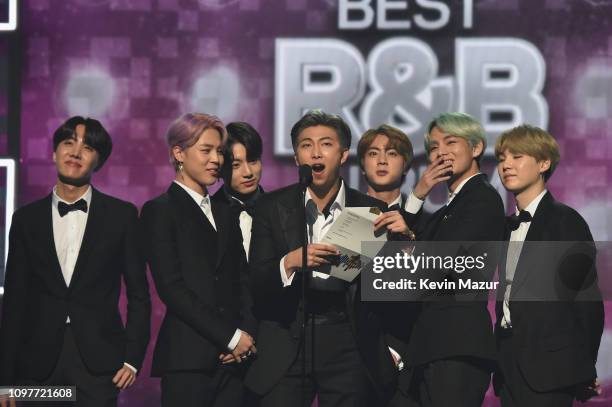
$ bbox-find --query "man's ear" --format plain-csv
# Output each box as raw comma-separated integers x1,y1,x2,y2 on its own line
472,141,484,158
172,145,184,163
53,151,57,163
294,154,300,167
340,148,349,166
539,159,551,174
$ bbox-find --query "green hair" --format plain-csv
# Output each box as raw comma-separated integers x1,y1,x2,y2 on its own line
424,112,486,164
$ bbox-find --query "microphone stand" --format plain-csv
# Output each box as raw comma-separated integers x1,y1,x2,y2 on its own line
297,165,312,407
300,183,308,407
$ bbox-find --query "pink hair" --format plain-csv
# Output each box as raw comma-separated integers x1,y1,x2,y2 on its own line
166,112,227,171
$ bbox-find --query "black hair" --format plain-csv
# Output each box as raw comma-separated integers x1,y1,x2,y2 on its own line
290,109,351,150
52,116,113,171
221,122,263,182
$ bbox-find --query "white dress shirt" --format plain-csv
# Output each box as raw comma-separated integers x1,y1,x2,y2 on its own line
279,181,346,287
173,181,241,351
405,172,482,214
389,194,402,208
228,196,253,260
52,186,137,374
501,189,547,329
52,186,92,290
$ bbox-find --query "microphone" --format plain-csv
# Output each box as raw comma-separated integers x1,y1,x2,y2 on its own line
298,164,313,187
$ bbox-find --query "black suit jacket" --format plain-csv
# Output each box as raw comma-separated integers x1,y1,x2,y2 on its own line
140,183,256,376
0,188,151,385
244,183,397,397
400,173,506,366
493,191,604,393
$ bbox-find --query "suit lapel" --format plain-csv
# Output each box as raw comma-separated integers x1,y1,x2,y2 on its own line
508,192,553,297
68,188,107,290
38,195,68,290
425,205,449,240
169,183,217,235
279,191,305,250
212,198,229,269
523,192,553,242
425,174,485,239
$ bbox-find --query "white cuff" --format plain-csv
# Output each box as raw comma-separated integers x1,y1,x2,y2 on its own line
123,362,138,374
388,347,404,371
280,255,296,287
405,191,424,214
227,329,242,352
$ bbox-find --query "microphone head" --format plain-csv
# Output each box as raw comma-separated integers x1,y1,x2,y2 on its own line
298,164,313,186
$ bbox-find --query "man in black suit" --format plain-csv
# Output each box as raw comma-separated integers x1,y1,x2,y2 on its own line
494,124,604,406
399,112,506,406
245,110,403,407
140,113,257,407
212,121,265,260
0,116,151,406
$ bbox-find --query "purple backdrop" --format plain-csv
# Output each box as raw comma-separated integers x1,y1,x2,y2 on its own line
8,0,612,405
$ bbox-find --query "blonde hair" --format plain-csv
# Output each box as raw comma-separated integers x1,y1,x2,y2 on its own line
495,124,560,181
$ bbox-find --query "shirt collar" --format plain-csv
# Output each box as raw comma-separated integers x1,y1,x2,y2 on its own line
515,189,547,218
52,185,93,209
174,180,210,207
447,172,481,205
389,193,402,208
305,179,346,216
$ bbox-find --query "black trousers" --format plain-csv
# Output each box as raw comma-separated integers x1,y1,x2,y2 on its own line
410,357,491,407
497,332,574,407
161,365,247,407
19,325,119,407
260,322,375,407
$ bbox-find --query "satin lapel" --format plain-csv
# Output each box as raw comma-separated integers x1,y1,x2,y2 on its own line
68,189,106,290
38,195,68,290
523,192,553,242
169,183,217,235
279,186,305,250
430,174,486,238
508,192,553,297
212,198,229,269
424,205,449,240
498,223,512,285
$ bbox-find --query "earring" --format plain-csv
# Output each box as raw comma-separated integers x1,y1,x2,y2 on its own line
178,161,183,172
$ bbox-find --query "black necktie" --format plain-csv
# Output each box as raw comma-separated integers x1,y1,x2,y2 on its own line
507,210,532,231
58,199,88,217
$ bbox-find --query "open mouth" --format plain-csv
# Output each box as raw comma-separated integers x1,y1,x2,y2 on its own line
376,170,388,176
312,163,325,174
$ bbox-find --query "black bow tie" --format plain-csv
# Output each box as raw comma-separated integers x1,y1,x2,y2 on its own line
228,197,256,217
387,204,401,212
58,199,88,217
507,210,532,231
239,203,255,217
